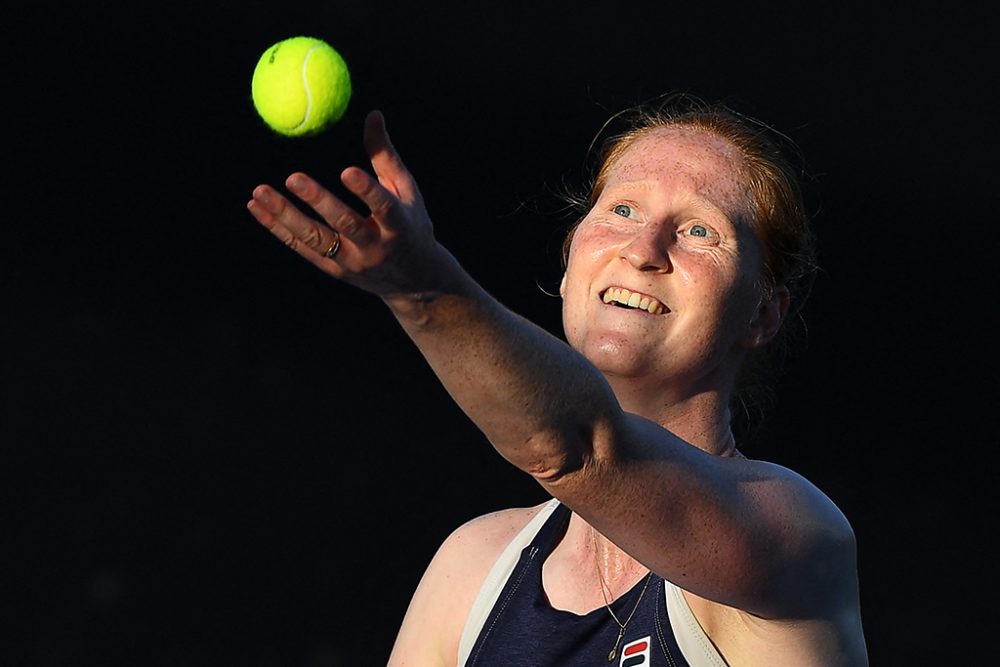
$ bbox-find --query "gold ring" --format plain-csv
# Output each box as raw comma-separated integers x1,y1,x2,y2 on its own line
322,233,341,259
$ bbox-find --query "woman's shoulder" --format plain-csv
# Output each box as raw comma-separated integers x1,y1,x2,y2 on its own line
415,500,553,605
436,500,553,568
387,501,553,665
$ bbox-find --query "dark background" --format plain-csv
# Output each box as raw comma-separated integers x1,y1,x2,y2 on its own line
3,2,994,665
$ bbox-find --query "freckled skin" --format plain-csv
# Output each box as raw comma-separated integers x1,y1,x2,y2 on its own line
562,128,764,407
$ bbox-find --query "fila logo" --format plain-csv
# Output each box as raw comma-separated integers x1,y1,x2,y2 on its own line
619,636,651,667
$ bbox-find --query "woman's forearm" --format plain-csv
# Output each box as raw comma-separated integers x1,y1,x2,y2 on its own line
382,250,619,479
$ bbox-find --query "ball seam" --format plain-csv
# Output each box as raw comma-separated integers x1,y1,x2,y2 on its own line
295,43,321,132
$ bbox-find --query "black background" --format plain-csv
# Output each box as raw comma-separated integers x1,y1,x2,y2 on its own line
3,2,995,665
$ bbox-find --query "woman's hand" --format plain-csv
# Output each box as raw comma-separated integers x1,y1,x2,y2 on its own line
247,110,451,299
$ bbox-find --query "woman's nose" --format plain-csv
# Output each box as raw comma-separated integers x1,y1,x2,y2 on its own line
621,223,672,272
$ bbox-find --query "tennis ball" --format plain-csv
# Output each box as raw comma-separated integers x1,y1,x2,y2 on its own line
251,36,351,137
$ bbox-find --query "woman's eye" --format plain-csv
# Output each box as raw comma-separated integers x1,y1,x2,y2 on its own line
687,224,709,238
612,204,633,218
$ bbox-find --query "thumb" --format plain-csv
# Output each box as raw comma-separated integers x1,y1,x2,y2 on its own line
364,110,420,203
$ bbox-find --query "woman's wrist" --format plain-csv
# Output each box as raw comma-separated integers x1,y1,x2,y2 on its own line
379,248,482,329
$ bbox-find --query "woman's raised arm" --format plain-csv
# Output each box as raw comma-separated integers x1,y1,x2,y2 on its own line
246,112,857,622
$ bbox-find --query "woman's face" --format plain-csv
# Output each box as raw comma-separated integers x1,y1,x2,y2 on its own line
562,127,772,397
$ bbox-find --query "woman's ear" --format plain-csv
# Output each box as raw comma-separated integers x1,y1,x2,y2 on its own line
746,285,789,348
559,274,567,298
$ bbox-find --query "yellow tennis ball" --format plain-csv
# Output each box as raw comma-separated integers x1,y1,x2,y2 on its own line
251,36,351,137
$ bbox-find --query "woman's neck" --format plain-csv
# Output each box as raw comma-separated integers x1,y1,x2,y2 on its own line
608,376,737,456
543,510,651,611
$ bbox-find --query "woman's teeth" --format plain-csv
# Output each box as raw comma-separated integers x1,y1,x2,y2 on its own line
602,288,664,314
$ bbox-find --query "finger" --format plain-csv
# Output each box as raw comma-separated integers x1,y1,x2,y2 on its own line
250,201,346,277
247,185,343,263
363,110,420,203
340,166,401,230
285,172,380,246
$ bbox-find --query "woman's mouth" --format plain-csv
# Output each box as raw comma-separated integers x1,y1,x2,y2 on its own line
601,287,666,314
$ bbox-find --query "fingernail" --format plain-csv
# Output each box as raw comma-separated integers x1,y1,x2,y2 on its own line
288,175,305,192
256,189,271,204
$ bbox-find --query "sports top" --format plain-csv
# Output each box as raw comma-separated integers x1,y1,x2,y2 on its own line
457,499,729,666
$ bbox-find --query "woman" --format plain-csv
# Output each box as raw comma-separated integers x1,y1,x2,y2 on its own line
247,102,868,666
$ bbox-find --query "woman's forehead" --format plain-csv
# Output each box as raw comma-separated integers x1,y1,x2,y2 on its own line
603,127,749,216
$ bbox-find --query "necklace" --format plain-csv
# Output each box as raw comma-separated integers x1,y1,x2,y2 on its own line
592,530,654,661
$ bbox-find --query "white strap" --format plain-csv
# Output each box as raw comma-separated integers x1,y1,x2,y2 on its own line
456,499,561,666
664,580,729,667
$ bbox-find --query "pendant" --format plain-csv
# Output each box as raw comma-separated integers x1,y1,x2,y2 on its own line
609,627,625,661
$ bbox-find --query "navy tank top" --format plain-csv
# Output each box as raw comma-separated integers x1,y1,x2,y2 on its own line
463,503,692,667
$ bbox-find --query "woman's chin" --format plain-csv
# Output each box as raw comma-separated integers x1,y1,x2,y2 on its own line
580,337,664,380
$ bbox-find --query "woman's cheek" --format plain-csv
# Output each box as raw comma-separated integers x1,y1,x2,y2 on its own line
576,224,629,261
674,244,741,286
